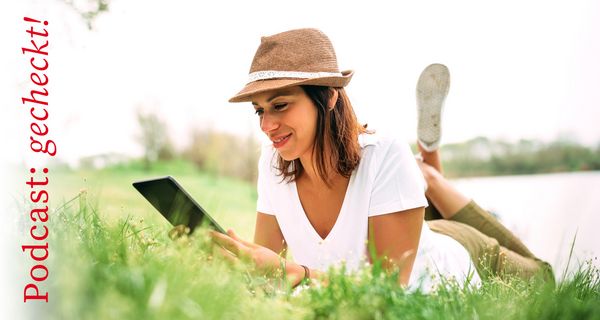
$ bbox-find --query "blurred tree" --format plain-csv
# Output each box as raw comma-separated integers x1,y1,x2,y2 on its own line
135,109,175,171
183,128,260,183
60,0,110,29
441,136,600,177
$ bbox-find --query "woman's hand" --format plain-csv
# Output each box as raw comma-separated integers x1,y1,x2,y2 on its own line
209,229,285,276
210,229,323,287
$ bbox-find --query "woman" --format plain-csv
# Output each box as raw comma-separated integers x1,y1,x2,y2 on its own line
210,28,554,290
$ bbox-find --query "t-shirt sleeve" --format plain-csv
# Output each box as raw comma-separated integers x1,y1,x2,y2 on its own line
368,138,428,217
256,146,276,215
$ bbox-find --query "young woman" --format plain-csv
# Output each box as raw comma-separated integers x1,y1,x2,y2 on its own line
210,28,554,290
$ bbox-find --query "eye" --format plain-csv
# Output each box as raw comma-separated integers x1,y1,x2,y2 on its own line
274,103,288,111
254,108,264,116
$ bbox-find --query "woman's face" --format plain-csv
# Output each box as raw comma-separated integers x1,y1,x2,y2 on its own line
251,86,318,161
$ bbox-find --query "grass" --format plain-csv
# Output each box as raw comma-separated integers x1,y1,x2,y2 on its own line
22,163,600,319
45,159,258,239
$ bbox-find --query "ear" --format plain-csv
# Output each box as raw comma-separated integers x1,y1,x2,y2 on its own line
328,88,339,111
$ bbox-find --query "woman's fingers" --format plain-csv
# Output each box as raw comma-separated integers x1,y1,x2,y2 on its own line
209,230,246,256
210,230,285,276
227,229,256,248
215,245,240,266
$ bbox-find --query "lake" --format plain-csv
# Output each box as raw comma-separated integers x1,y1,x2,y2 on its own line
451,171,600,279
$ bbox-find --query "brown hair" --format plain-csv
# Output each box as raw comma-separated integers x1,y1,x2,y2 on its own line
275,85,371,187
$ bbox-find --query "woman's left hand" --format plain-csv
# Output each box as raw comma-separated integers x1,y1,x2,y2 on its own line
209,229,284,276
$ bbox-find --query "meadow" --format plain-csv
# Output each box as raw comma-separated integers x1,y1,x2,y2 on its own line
39,161,600,319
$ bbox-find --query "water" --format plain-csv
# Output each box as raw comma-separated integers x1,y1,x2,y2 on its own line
452,171,600,279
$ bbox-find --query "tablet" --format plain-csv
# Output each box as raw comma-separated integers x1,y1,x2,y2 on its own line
132,176,226,234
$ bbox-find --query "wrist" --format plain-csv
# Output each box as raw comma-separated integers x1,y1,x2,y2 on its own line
285,261,307,287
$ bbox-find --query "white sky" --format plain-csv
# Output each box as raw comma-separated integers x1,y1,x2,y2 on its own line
1,0,600,167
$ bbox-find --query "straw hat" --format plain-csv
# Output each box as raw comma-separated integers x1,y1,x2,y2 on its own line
229,28,353,103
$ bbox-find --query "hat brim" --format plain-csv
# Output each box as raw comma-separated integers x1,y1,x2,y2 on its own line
228,70,353,103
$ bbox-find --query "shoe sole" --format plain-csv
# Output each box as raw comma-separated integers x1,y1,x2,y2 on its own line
416,63,450,152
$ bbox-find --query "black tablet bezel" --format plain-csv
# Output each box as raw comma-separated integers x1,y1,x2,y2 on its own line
132,176,226,234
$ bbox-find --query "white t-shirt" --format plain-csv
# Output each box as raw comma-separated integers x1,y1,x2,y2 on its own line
256,133,480,289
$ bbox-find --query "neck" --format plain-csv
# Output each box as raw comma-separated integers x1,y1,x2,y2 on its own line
298,142,337,188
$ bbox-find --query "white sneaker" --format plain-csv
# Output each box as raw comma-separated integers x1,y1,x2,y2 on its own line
416,63,450,152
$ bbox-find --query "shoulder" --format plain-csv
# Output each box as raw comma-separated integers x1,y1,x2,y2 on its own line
358,133,414,166
360,133,427,216
359,132,410,152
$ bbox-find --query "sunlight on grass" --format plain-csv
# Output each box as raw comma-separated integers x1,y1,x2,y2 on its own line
24,163,599,319
47,161,257,240
40,190,600,319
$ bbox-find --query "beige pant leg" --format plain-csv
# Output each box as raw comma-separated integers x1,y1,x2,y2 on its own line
427,218,554,283
450,200,535,259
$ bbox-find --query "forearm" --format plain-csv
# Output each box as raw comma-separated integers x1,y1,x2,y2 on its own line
284,260,324,287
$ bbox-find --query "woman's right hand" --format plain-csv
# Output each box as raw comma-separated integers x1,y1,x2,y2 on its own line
209,229,311,286
209,229,285,275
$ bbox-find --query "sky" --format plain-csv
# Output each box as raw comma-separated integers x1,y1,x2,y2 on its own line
1,0,600,167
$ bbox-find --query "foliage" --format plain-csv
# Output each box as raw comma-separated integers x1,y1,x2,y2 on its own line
421,137,600,178
182,128,260,184
134,109,176,171
131,109,260,183
44,192,600,320
60,0,110,29
47,192,303,319
47,158,258,240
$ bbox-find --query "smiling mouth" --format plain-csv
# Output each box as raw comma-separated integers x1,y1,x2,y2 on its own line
272,133,292,148
273,134,291,143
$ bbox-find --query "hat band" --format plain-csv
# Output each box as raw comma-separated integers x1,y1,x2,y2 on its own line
247,70,343,83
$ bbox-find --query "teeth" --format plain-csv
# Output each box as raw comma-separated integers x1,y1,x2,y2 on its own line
274,135,289,143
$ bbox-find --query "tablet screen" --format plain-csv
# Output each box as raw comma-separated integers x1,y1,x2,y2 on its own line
132,176,225,234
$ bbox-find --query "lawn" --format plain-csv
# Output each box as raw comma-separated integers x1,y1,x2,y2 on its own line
24,162,600,319
46,159,258,240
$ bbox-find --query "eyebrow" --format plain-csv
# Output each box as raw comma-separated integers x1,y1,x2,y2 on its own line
251,89,295,106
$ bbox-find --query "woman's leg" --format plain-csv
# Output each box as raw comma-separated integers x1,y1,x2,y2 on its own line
415,63,451,220
418,152,470,220
418,141,443,174
414,63,553,282
420,160,554,282
419,159,533,258
427,219,555,283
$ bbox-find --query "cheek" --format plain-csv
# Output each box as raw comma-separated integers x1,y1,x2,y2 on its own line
293,112,313,133
305,109,319,138
288,101,319,142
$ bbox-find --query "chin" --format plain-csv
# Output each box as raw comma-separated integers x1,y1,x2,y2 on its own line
276,150,299,162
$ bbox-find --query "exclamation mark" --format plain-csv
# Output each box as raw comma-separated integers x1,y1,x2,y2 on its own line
24,17,48,25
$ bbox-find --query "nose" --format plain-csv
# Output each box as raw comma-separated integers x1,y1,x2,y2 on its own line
260,112,279,133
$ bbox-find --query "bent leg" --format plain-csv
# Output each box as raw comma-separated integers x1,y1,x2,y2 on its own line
423,163,537,259
418,159,554,281
450,200,535,259
418,141,443,174
418,148,450,221
418,159,470,220
428,219,555,283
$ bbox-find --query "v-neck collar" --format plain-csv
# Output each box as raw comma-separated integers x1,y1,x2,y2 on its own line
291,172,356,243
